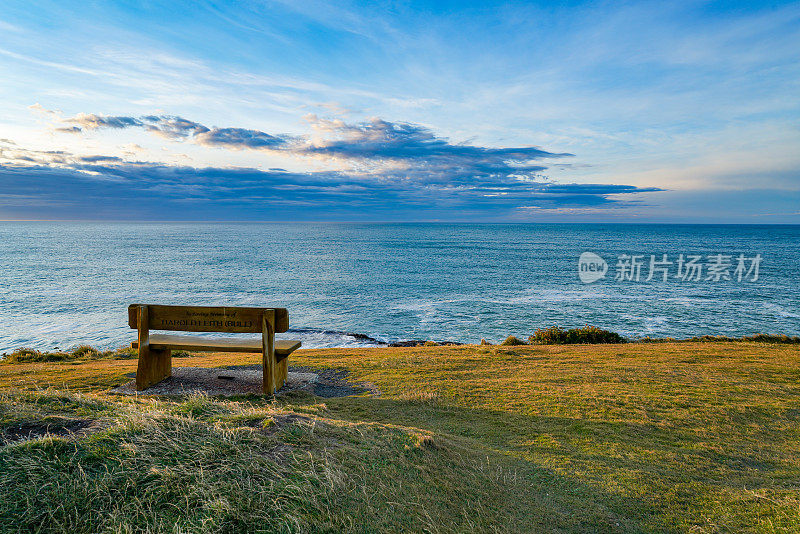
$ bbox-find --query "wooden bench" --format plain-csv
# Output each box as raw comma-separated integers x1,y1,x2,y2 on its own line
129,304,301,394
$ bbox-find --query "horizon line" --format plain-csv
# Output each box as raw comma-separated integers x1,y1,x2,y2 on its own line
2,219,800,226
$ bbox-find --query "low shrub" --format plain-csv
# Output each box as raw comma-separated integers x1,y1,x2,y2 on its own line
500,336,526,346
528,326,626,345
527,326,564,345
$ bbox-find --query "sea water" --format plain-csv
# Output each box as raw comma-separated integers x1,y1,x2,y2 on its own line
0,222,798,352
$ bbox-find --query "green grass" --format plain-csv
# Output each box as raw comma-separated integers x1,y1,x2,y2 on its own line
1,342,800,532
0,390,578,533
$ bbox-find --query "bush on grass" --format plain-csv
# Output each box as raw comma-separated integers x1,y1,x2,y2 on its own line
528,325,626,345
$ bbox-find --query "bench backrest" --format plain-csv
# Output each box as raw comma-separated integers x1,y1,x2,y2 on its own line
127,304,289,333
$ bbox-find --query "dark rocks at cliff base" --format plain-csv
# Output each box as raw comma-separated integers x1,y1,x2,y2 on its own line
388,340,465,347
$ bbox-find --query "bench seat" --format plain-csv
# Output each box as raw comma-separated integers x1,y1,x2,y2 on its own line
133,334,301,360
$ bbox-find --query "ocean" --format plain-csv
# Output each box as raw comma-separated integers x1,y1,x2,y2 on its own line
0,222,798,352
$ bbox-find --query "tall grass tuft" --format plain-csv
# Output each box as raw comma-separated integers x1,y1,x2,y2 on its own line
500,336,527,346
639,333,800,343
3,346,137,363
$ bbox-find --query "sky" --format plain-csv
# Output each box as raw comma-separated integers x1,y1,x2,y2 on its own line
1,0,799,222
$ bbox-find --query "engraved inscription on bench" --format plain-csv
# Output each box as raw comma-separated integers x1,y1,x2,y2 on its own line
159,319,255,329
128,305,290,333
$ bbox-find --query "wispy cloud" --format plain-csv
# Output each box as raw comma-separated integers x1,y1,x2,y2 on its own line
64,113,144,130
61,112,295,146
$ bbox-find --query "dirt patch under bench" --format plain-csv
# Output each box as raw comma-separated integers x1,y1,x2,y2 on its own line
109,365,377,397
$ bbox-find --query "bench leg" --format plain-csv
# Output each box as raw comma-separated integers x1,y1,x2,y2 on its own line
262,352,276,395
262,313,276,395
277,357,288,389
136,348,172,391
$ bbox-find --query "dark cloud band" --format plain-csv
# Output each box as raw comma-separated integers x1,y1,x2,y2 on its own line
0,157,661,221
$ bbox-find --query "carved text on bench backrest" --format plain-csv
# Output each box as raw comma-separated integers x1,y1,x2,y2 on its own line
128,305,289,333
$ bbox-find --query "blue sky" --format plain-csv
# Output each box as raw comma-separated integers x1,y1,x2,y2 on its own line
1,0,798,222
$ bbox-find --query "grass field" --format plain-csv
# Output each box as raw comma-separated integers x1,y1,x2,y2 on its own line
1,342,799,533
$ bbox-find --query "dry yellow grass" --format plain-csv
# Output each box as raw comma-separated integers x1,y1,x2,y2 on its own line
2,342,799,532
